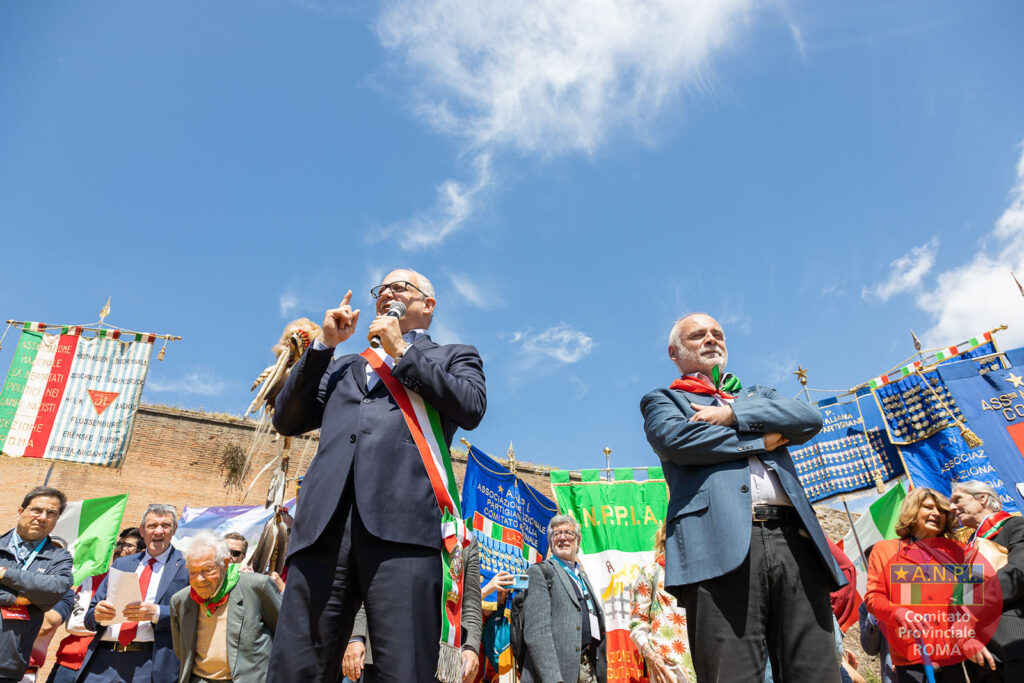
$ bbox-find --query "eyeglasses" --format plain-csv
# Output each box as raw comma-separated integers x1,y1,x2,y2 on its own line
370,281,427,300
116,542,143,551
551,530,578,540
229,550,244,558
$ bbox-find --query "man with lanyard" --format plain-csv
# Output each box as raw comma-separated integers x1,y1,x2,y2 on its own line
641,313,845,682
77,504,190,683
0,486,74,683
267,269,487,682
950,480,1024,681
521,515,606,683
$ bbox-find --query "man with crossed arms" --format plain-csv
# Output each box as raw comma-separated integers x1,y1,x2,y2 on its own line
641,313,845,682
267,268,486,682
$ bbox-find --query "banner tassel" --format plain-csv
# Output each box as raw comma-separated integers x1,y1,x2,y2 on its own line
158,338,167,361
959,424,984,448
915,368,983,448
435,642,462,683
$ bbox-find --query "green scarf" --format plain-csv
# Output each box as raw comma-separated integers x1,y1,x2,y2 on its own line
190,563,240,617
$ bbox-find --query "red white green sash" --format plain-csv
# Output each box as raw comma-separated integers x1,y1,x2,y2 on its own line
361,348,469,683
975,511,1013,541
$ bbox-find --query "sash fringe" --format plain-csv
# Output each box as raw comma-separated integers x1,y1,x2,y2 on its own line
436,642,462,683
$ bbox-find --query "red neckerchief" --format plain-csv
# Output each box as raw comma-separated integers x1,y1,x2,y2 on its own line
670,373,735,401
189,587,229,617
975,511,1013,540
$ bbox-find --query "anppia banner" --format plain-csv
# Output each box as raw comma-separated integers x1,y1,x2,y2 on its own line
551,468,668,683
0,324,154,467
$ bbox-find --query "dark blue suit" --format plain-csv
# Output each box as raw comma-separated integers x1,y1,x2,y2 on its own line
76,548,189,683
267,335,486,682
642,383,845,683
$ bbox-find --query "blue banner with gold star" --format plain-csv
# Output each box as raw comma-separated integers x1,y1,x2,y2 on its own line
932,347,1024,513
461,445,557,598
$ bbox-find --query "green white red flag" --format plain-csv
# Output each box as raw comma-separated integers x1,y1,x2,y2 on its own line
550,468,669,683
51,493,129,585
0,326,155,467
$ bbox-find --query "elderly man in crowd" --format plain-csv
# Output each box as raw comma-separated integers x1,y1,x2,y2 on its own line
641,313,845,682
220,535,247,567
78,504,190,683
950,480,1024,681
521,515,606,683
0,486,74,683
170,531,280,683
267,269,487,682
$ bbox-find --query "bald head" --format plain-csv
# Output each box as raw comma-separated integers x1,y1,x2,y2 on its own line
668,313,727,378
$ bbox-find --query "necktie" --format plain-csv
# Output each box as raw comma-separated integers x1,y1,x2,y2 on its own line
118,558,156,646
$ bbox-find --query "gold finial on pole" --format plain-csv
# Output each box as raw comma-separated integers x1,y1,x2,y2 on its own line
603,446,612,480
460,437,470,448
99,297,111,323
794,367,811,402
507,441,517,475
911,329,923,353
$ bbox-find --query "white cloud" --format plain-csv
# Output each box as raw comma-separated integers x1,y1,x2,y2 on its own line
375,0,756,246
510,323,594,363
147,370,228,396
862,237,940,302
279,291,301,317
917,145,1024,347
448,271,502,309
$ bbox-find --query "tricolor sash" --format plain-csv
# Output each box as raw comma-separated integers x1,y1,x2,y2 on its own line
361,347,469,683
975,511,1013,541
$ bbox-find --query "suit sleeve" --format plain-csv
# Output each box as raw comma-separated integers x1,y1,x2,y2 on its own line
52,586,76,622
730,385,823,446
0,548,73,610
997,516,1024,604
84,572,110,633
460,540,482,654
350,604,368,641
641,389,767,466
257,575,282,633
272,346,336,436
522,562,563,683
170,589,185,665
390,343,487,431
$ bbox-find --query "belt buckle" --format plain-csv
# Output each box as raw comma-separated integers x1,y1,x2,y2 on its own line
753,506,770,522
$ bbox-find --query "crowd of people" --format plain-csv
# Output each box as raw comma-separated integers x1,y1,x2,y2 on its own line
2,269,1022,683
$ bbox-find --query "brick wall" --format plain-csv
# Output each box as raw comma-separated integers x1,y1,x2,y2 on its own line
0,405,558,524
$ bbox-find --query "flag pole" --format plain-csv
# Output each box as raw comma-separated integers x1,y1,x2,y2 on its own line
840,495,869,569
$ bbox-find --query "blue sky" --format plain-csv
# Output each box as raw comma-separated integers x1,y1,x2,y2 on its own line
2,0,1024,484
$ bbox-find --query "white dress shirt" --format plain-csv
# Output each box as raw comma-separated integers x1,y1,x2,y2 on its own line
313,329,427,392
100,545,172,643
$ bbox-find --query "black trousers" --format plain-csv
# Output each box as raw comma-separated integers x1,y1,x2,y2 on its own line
670,519,840,683
266,484,442,683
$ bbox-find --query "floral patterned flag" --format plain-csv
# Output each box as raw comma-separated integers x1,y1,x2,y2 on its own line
550,468,668,683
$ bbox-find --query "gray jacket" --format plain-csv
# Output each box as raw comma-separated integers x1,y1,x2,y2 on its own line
521,557,606,683
349,538,483,664
170,572,281,683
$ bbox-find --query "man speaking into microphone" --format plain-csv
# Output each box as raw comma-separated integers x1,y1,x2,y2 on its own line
267,268,487,683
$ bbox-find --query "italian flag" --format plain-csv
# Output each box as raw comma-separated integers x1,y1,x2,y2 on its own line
842,481,907,595
51,494,129,585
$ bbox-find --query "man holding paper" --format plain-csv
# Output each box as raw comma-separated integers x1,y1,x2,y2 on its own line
77,504,190,683
267,269,487,682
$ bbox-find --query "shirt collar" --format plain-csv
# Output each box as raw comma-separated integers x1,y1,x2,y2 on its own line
142,545,173,566
404,329,427,344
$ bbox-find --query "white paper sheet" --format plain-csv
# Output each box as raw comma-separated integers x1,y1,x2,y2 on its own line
104,567,143,625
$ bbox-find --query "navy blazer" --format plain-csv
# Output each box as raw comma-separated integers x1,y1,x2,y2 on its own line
78,547,190,683
0,530,74,680
274,334,486,555
641,384,845,591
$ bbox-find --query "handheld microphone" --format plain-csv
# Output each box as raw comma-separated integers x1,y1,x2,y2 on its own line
369,301,407,349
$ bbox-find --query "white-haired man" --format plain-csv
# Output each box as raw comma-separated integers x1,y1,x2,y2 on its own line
170,531,280,683
951,480,1024,680
78,504,190,683
521,515,606,683
267,268,487,682
641,313,845,682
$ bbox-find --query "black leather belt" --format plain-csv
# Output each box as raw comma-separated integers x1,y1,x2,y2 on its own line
99,641,153,653
752,505,796,524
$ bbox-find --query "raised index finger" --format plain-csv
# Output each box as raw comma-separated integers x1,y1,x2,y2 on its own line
340,290,353,307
